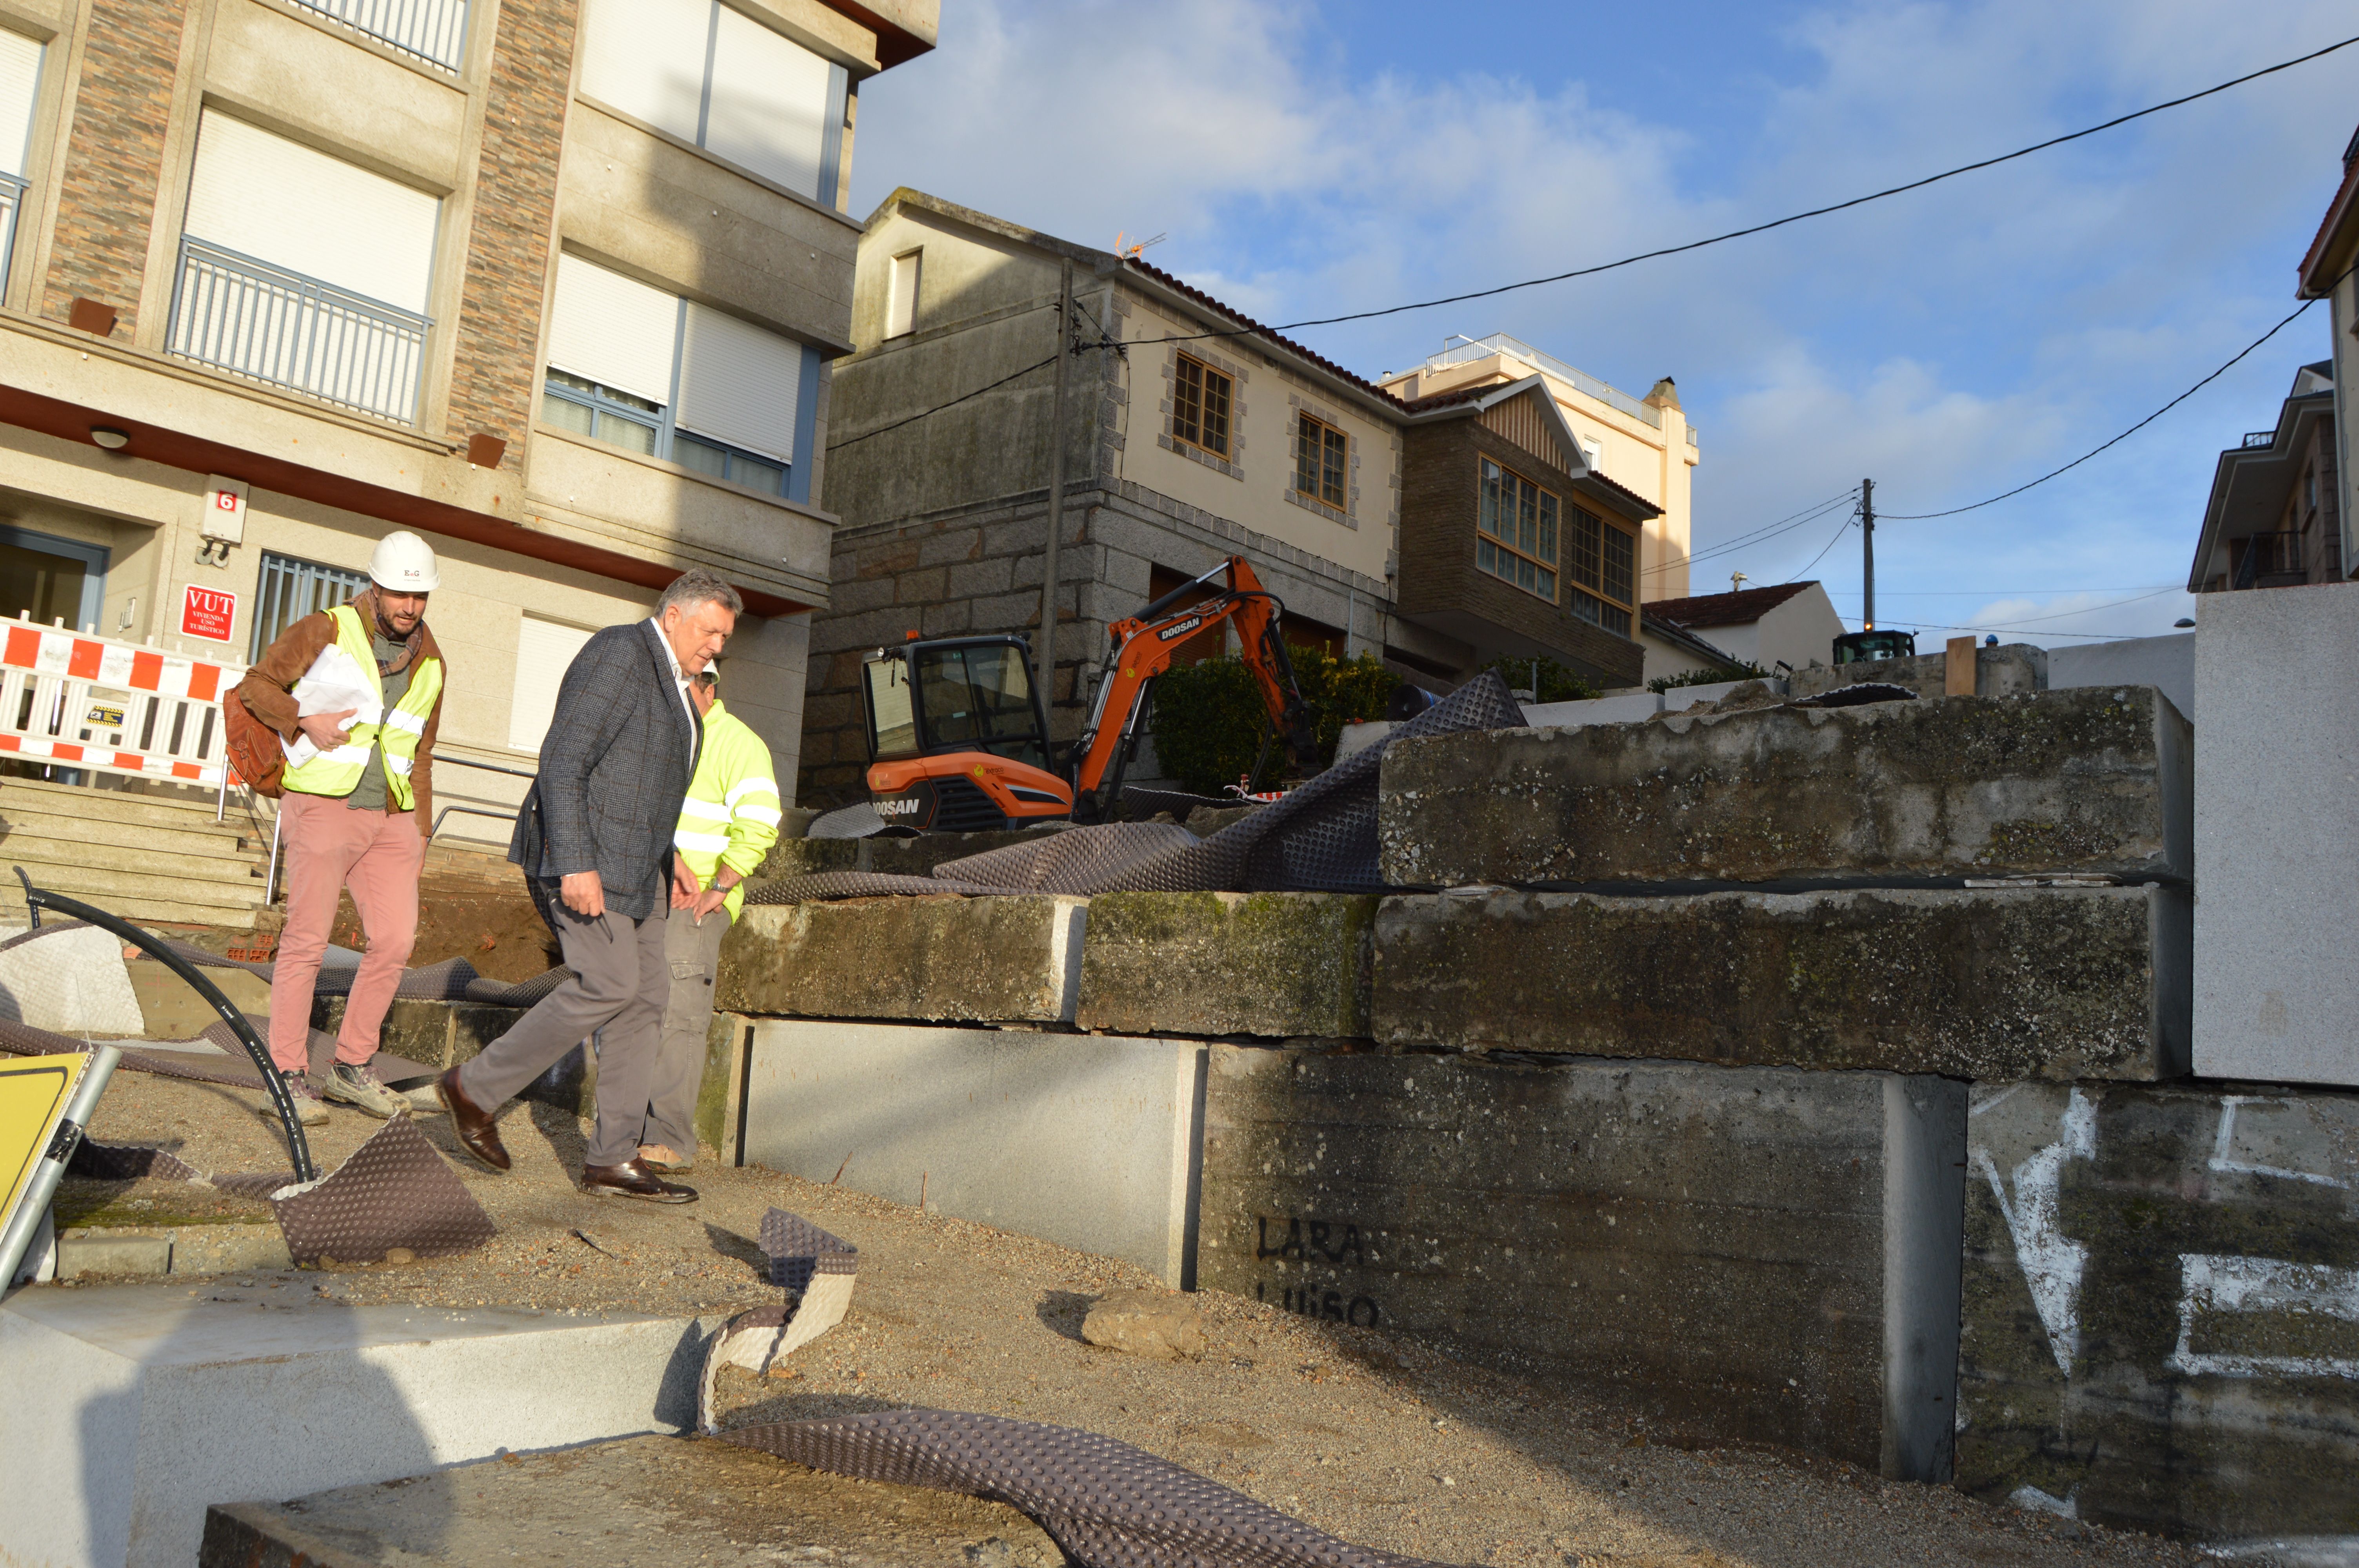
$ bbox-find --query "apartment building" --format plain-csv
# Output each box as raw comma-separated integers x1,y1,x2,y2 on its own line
801,189,1692,806
2188,361,2343,593
0,0,935,842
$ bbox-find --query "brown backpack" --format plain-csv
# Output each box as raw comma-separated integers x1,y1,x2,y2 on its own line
220,687,287,797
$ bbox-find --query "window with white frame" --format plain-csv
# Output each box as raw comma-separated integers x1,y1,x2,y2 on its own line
885,249,921,338
509,614,596,751
541,251,814,498
0,27,46,299
579,0,847,206
170,111,441,421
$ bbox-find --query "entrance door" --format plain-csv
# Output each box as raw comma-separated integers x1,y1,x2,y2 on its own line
0,525,107,633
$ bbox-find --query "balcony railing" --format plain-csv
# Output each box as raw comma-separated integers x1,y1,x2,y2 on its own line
290,0,469,69
166,237,431,425
2241,430,2276,450
1420,333,1662,428
2232,531,2305,589
0,172,24,300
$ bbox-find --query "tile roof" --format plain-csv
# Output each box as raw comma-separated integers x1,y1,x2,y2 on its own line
1643,580,1821,628
1121,258,1408,410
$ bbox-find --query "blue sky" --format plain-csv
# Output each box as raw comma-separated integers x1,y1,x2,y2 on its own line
850,0,2359,644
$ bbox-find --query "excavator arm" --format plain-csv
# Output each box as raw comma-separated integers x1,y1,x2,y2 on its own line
1067,556,1318,820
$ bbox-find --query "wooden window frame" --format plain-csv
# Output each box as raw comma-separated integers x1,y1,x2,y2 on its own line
1173,353,1233,459
1564,499,1636,638
1293,411,1348,509
1476,456,1560,605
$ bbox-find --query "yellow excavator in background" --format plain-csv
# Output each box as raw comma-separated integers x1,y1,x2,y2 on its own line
858,555,1317,829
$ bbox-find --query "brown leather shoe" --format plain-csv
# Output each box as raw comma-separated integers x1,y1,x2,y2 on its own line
435,1067,510,1172
580,1159,697,1203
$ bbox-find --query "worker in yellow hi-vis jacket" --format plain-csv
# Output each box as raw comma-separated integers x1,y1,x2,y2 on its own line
636,667,780,1172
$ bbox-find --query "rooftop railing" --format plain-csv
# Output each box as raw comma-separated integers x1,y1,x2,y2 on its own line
2241,431,2276,450
166,236,431,426
290,0,468,69
1421,334,1661,428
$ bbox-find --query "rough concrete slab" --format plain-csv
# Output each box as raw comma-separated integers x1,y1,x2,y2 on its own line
1788,643,2047,701
1075,891,1377,1040
129,962,273,1038
1373,885,2191,1082
2193,582,2359,1087
1658,676,1791,714
0,1282,715,1568
200,1435,1066,1568
2050,633,2194,726
311,996,529,1073
1956,1080,2359,1545
1380,685,2191,890
1520,690,1663,727
54,1223,292,1276
1196,1047,1965,1479
740,1020,1205,1285
718,896,1089,1023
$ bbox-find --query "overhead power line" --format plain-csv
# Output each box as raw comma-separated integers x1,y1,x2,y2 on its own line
1643,488,1858,579
1206,31,2359,340
1783,503,1862,583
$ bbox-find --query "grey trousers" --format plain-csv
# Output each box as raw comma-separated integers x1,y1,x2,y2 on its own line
456,897,670,1168
642,902,733,1155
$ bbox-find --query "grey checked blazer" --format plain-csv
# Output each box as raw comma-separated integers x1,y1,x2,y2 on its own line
510,620,701,922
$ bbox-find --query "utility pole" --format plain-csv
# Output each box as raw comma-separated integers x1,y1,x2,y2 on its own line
1859,477,1876,632
1037,257,1074,705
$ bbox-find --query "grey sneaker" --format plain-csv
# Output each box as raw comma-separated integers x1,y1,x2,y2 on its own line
321,1060,408,1120
267,1075,332,1127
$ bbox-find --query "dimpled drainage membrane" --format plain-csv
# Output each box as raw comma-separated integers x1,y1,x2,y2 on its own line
720,1408,1461,1568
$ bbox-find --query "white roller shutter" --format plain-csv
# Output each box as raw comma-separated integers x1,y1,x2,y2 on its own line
0,28,40,177
580,0,712,146
546,252,680,405
703,4,831,198
508,616,597,752
183,111,439,314
676,301,801,463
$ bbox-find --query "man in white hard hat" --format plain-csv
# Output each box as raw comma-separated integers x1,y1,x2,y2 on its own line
235,530,447,1125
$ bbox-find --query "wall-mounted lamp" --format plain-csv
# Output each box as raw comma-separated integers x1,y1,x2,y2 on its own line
89,427,129,450
2174,617,2196,628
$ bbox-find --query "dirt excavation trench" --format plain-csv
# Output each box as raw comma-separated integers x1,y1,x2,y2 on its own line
58,1071,2217,1568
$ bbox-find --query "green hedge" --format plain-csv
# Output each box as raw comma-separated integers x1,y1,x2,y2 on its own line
1149,648,1401,796
1648,660,1768,693
1475,655,1599,704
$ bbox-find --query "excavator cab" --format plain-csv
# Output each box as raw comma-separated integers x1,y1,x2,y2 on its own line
860,636,1074,831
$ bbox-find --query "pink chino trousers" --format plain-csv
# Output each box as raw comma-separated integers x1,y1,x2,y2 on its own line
266,789,425,1074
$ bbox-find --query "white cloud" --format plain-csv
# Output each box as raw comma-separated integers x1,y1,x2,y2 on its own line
849,0,2359,605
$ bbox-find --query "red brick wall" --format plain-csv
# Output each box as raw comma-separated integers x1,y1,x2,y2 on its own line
41,0,189,334
445,0,580,471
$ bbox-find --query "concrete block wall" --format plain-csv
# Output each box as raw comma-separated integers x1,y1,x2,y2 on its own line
2192,583,2359,1087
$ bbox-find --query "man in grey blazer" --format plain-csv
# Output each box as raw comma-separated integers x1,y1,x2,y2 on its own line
437,570,742,1201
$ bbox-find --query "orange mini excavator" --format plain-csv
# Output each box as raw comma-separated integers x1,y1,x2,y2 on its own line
859,555,1318,830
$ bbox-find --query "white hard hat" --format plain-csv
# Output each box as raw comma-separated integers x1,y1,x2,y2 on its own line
369,531,440,593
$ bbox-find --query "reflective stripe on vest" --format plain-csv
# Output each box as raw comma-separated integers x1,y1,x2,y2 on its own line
279,605,443,809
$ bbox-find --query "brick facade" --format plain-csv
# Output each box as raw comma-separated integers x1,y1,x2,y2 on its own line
1397,419,1644,688
444,0,581,472
40,0,189,336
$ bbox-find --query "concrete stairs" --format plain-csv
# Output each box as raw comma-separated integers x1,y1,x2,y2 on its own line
0,777,271,930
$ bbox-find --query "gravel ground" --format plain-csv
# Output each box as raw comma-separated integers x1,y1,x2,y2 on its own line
52,1069,2228,1568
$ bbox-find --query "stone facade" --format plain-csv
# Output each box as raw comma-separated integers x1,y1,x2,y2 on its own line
38,0,187,335
443,0,580,476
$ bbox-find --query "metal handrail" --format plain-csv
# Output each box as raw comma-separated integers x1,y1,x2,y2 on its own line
166,236,432,425
429,803,518,842
290,0,469,68
1419,333,1662,427
13,868,316,1183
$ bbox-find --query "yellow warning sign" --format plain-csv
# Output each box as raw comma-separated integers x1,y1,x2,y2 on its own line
0,1054,88,1233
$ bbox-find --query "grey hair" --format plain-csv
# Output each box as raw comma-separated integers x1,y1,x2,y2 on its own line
656,569,744,620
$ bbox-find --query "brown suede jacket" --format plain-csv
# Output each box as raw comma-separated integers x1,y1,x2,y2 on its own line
236,587,445,826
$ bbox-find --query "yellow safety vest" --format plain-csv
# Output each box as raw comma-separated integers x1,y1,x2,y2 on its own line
279,604,443,811
672,699,781,921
